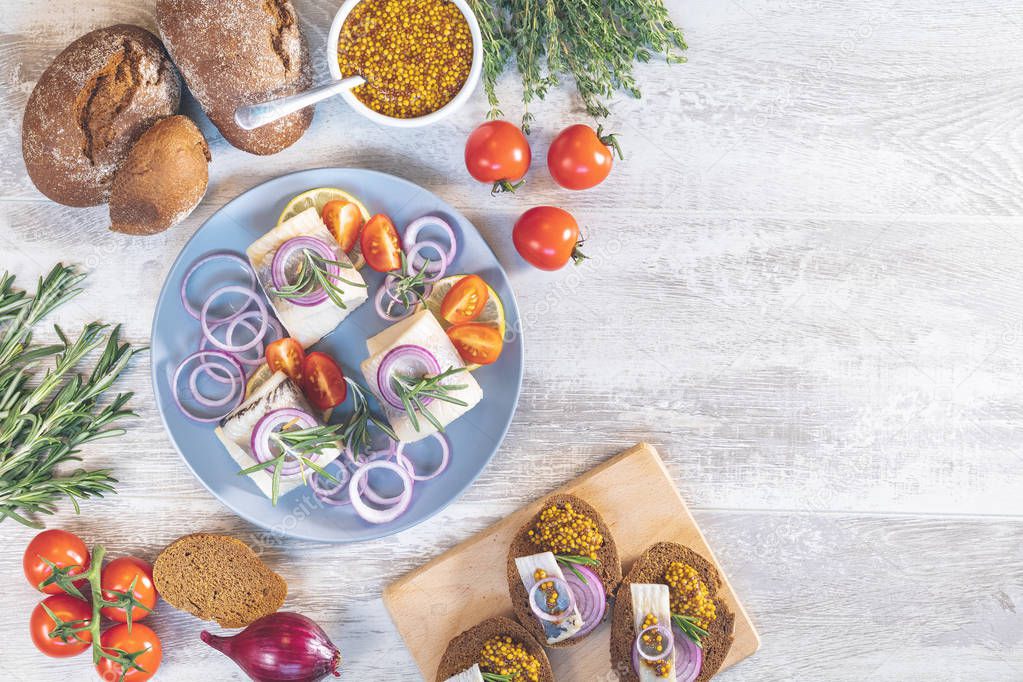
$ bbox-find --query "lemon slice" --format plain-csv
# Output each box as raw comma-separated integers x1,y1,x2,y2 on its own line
419,275,506,370
278,188,371,268
245,363,274,399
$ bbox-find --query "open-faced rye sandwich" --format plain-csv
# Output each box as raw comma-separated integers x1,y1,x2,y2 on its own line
611,542,736,682
436,616,553,682
506,494,623,648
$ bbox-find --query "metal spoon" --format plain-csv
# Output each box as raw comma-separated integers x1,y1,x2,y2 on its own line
234,75,366,130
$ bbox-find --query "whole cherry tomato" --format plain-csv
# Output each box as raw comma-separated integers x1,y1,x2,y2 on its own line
361,214,403,272
29,594,93,657
23,529,90,595
465,120,532,194
96,623,162,682
100,557,158,625
265,338,306,384
512,206,586,271
547,124,622,190
302,352,348,410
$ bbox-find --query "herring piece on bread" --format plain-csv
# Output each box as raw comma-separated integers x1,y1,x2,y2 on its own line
109,115,210,235
630,583,675,682
514,552,584,644
611,542,736,682
247,208,367,348
435,617,553,682
443,664,484,682
156,0,313,155
22,24,182,207
152,533,287,628
507,493,622,648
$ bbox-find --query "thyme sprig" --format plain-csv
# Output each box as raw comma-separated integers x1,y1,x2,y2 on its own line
555,554,601,584
672,613,710,648
341,378,397,455
270,249,365,310
393,367,468,433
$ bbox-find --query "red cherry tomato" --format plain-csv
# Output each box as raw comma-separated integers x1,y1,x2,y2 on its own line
23,529,90,594
465,120,532,194
302,352,348,410
440,275,490,324
512,206,586,271
30,594,93,657
547,124,621,190
322,200,364,252
265,338,306,384
100,557,158,624
361,214,403,272
447,323,504,365
96,623,162,682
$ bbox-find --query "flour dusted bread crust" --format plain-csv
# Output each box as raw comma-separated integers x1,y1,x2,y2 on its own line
610,542,735,682
109,115,210,235
435,617,554,682
157,0,313,155
21,24,181,207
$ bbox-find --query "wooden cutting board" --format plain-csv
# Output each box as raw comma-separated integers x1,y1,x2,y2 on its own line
384,442,760,680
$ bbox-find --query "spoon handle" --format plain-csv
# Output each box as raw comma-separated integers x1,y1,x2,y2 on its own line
234,75,367,130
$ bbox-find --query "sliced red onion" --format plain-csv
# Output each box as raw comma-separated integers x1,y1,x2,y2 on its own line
181,252,256,320
395,433,450,481
349,460,414,524
374,284,414,322
173,351,245,422
563,565,606,639
188,359,238,408
270,237,338,307
201,286,269,353
403,216,457,272
528,576,576,623
376,344,441,410
250,408,320,477
199,312,283,379
631,624,703,682
405,240,449,283
636,625,674,662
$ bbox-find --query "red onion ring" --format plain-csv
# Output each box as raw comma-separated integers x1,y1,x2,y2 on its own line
188,359,237,408
402,216,457,272
563,565,606,639
395,433,450,481
631,624,703,682
172,351,245,422
636,624,674,662
199,312,283,380
201,286,269,353
181,252,256,320
375,344,441,410
404,240,448,283
349,460,414,524
528,576,576,623
250,408,321,477
270,236,339,307
374,284,414,322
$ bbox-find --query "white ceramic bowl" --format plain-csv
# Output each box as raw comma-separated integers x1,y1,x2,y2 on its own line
327,0,483,127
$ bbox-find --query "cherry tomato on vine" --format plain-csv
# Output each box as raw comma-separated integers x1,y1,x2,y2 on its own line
266,338,306,384
23,529,90,595
361,214,402,272
547,124,622,190
100,557,158,625
322,200,364,252
302,352,347,410
96,623,162,682
465,120,532,194
30,594,93,657
512,206,586,271
447,323,504,365
440,275,490,324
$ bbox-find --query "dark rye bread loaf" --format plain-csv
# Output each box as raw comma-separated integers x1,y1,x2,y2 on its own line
21,24,181,207
157,0,313,155
153,533,287,628
109,115,210,235
610,542,735,682
506,494,622,648
435,617,554,682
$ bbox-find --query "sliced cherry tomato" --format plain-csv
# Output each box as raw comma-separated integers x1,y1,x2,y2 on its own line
440,275,490,324
302,352,348,410
100,557,158,625
360,214,402,272
447,323,504,365
465,120,532,194
322,200,364,252
512,206,585,271
23,529,90,595
96,623,162,682
266,338,306,384
30,594,93,657
547,124,621,190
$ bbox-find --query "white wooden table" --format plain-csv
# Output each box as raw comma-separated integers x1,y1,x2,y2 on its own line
2,1,1022,679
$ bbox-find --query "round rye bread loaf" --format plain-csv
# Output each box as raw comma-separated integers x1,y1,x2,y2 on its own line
436,617,554,682
156,0,313,155
610,542,736,682
506,493,623,648
21,24,181,207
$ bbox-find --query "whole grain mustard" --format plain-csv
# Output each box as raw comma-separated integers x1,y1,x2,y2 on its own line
664,561,718,628
479,635,541,682
528,502,604,559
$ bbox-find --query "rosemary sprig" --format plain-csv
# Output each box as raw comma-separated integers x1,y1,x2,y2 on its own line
382,253,431,316
393,367,468,433
237,423,344,505
482,673,516,682
672,613,710,648
341,378,396,455
555,554,601,584
270,249,365,310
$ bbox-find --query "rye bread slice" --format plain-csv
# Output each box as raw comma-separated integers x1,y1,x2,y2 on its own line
435,616,553,682
152,533,287,628
610,542,735,682
506,494,623,648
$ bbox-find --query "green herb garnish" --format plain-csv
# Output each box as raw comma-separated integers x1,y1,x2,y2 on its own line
340,378,397,456
672,613,709,648
237,423,343,506
482,673,516,682
270,249,365,309
393,366,468,433
382,253,431,315
556,554,601,584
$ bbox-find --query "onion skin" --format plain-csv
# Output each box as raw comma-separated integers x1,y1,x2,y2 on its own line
201,612,342,681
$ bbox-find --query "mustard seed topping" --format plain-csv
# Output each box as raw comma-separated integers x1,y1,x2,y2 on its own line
664,562,717,628
527,502,603,559
479,635,541,682
639,612,672,678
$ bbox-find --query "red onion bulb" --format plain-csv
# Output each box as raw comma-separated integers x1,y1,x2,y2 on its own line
201,612,341,682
